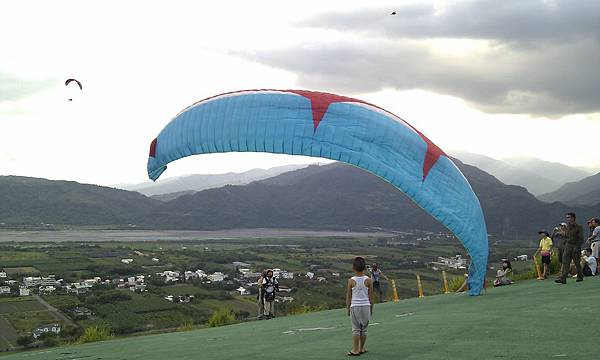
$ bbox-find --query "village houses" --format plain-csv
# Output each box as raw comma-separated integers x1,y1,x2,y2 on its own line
32,324,61,339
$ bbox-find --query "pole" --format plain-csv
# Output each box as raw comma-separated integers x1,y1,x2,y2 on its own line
391,279,399,303
416,274,424,298
442,271,450,294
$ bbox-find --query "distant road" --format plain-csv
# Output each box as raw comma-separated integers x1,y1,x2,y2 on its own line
0,229,396,242
33,295,76,327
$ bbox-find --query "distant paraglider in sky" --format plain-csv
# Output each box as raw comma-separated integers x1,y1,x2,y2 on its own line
65,78,82,101
146,89,489,295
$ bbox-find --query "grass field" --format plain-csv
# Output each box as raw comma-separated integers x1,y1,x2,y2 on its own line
4,311,60,336
0,298,53,351
0,316,18,350
0,251,49,262
3,277,598,360
3,267,39,276
0,299,45,315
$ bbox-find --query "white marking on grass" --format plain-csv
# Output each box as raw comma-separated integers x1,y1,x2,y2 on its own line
283,326,337,335
297,327,336,332
551,355,567,358
395,312,415,318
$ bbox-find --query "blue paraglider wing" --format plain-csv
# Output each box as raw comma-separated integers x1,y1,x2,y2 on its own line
147,89,488,295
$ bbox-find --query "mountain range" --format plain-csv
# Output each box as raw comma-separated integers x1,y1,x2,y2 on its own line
135,161,599,236
117,164,311,201
449,151,591,195
0,176,159,227
3,160,600,237
538,172,600,206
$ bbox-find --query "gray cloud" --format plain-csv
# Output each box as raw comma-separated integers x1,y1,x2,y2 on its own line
301,0,600,43
245,0,600,116
0,72,54,101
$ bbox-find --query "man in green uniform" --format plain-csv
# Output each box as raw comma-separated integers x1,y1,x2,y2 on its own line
556,212,584,284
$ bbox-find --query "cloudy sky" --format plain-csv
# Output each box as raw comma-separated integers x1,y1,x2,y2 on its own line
1,0,599,186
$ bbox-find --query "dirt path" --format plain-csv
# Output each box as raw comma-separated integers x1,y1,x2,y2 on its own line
33,295,76,327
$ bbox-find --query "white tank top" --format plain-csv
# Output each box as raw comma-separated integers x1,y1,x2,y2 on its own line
351,275,371,307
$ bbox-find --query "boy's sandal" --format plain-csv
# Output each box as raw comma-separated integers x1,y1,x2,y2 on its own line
347,352,361,356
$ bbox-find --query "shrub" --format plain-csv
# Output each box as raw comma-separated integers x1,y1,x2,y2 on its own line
16,335,34,347
78,326,113,343
447,276,467,292
42,335,59,347
206,309,238,328
60,325,84,339
181,321,194,331
96,290,132,304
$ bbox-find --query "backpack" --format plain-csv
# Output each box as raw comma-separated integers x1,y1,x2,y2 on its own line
263,277,278,302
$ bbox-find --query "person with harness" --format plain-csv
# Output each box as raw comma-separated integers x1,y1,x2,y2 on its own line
370,263,389,303
256,270,267,320
552,223,568,277
261,269,279,319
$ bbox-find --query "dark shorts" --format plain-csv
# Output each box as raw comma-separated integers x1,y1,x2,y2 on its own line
541,255,551,264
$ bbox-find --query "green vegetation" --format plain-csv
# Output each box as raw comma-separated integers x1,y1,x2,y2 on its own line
4,267,40,276
206,309,237,328
5,311,60,336
43,295,82,313
0,317,18,350
0,299,45,315
78,326,112,344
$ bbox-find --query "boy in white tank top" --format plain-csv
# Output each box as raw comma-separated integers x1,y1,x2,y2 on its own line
346,256,373,356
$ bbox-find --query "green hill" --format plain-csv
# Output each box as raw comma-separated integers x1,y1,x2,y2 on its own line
0,176,160,227
3,278,598,359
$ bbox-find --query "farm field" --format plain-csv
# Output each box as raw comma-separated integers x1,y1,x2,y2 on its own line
3,267,40,276
5,310,61,335
0,316,17,350
0,297,60,352
0,298,45,315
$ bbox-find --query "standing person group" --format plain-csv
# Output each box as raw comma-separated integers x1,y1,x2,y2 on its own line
256,269,279,320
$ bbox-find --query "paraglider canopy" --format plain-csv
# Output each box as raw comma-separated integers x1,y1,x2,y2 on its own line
65,78,82,90
146,89,489,295
65,78,82,101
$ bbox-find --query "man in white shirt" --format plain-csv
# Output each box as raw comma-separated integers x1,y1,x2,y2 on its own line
582,249,597,276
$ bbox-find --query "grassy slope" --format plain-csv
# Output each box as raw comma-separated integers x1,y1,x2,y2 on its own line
2,277,598,360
